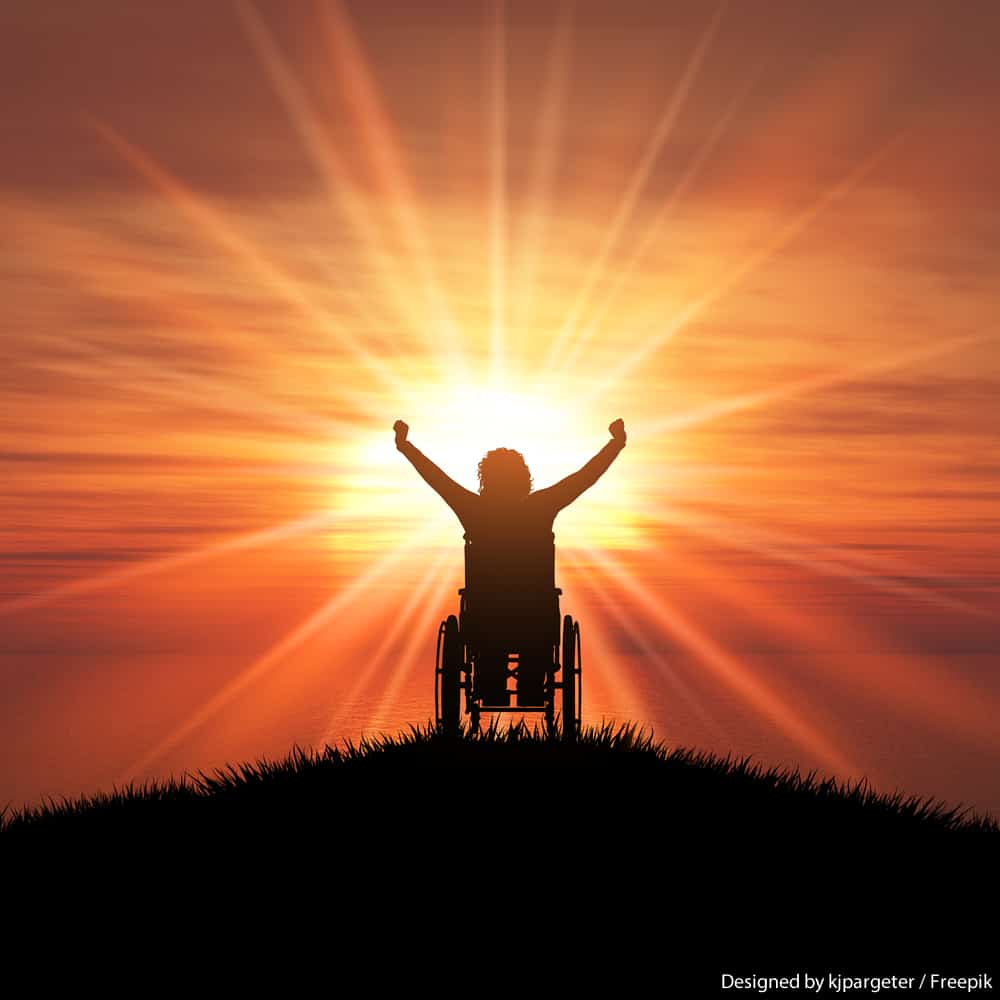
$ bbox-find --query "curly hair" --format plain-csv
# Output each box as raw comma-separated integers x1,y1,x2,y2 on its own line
477,447,533,497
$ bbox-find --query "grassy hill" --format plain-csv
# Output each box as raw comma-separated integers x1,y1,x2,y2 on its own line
5,720,996,846
6,720,996,981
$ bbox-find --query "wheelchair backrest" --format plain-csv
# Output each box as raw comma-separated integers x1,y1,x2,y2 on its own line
462,529,557,600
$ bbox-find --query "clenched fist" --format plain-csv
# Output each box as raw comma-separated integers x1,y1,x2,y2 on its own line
393,420,409,448
609,418,626,445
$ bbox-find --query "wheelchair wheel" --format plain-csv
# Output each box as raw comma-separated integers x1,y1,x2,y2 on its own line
436,615,462,733
561,615,581,741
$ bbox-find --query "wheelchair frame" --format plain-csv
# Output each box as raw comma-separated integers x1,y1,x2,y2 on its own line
435,532,582,739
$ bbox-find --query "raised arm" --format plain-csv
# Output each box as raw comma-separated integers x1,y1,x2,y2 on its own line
394,420,477,523
533,419,627,514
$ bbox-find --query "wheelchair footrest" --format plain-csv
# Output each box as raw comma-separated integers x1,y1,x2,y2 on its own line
478,704,549,712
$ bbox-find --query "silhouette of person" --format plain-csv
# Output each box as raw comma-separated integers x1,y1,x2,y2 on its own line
395,417,626,707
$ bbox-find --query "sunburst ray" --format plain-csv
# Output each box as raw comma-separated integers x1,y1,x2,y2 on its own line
363,558,458,734
120,527,436,782
655,513,1000,749
578,542,863,778
554,70,757,379
320,0,470,378
488,0,508,385
89,118,414,404
10,203,376,432
653,502,995,621
563,545,725,740
0,511,341,618
633,333,992,441
317,545,454,747
509,2,574,354
542,3,727,373
580,132,907,406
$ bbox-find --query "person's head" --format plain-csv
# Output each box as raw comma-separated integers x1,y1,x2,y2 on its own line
477,447,532,500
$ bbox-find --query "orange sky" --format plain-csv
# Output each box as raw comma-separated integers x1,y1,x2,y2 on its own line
2,1,999,816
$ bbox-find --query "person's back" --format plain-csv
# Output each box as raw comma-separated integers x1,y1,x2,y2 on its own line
463,490,557,649
394,417,626,702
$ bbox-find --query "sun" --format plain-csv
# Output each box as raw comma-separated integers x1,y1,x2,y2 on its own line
338,378,645,552
412,384,591,483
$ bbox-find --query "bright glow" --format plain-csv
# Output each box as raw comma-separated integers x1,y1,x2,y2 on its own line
382,385,587,486
346,381,645,550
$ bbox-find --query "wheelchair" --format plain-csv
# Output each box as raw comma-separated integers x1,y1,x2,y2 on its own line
435,532,582,739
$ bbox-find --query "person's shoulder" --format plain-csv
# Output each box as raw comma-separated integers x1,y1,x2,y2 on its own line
526,488,559,515
457,491,481,518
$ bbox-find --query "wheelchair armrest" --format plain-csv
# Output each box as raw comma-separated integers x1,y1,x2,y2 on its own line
461,587,561,595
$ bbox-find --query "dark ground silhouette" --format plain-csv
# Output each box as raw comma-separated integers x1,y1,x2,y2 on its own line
6,720,996,844
5,721,996,986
